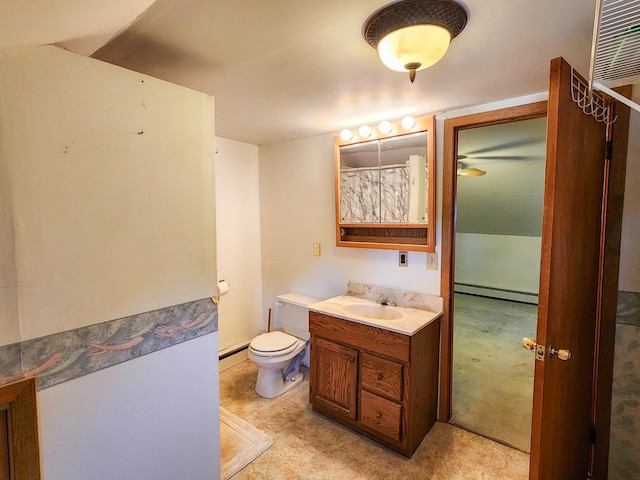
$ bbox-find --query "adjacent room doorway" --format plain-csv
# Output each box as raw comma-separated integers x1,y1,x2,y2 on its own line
450,117,547,452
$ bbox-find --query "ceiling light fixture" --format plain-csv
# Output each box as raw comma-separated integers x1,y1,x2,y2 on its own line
363,0,468,83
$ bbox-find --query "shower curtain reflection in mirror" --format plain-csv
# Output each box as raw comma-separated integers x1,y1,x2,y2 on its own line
339,131,428,224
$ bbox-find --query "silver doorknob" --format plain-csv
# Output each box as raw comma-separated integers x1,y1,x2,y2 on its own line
549,345,571,361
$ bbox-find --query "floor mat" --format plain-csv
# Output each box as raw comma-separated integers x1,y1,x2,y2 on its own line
220,406,272,479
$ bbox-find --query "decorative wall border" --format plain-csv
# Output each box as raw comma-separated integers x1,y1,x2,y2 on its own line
0,298,218,390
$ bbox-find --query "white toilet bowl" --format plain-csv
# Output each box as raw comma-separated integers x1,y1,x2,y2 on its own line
248,330,307,398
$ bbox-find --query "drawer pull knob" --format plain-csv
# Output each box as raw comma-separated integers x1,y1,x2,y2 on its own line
377,373,384,380
349,357,355,363
376,413,382,419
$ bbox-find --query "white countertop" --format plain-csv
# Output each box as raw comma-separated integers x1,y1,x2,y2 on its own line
309,294,443,336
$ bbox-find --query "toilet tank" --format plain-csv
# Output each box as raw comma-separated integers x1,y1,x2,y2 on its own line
276,293,320,341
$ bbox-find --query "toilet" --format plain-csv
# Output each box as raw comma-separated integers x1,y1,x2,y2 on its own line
248,293,320,398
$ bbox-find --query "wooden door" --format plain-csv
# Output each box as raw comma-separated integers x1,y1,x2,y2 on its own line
529,57,608,479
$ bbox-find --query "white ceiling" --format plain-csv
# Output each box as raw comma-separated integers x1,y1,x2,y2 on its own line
1,0,599,145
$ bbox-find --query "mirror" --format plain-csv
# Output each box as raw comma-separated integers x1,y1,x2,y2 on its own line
335,115,435,251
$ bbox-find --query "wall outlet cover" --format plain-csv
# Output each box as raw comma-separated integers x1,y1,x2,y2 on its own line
399,251,408,267
427,252,438,270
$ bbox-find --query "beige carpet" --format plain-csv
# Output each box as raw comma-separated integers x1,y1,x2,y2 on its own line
220,406,273,479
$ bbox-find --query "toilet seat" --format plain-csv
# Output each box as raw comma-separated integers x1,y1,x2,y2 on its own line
249,331,299,357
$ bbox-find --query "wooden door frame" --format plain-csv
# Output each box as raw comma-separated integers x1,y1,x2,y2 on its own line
592,85,632,478
0,378,41,480
438,101,548,422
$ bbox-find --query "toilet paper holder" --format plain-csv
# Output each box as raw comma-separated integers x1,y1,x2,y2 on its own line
212,280,230,304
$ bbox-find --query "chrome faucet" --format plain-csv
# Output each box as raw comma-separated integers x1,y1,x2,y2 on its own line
378,295,397,306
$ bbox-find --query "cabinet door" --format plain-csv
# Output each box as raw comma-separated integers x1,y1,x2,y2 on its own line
311,337,358,420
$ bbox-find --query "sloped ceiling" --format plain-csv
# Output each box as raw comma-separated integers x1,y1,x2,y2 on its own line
2,0,599,145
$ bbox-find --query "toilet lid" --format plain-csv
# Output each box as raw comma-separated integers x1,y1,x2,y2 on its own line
250,331,298,354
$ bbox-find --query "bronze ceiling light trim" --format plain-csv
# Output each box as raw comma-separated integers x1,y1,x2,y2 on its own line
363,0,468,82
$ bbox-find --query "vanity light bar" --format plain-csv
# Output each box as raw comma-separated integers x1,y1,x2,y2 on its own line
338,115,420,144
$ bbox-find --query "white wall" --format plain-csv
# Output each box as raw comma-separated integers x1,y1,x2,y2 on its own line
455,233,541,294
619,86,640,292
214,136,264,352
0,46,220,480
38,333,220,480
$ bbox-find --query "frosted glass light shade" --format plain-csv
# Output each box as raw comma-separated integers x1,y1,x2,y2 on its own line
377,24,451,72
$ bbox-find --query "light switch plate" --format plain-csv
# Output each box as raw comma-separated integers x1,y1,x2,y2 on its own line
399,251,408,267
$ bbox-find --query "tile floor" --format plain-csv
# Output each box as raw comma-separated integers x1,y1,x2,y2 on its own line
451,293,537,452
219,360,529,479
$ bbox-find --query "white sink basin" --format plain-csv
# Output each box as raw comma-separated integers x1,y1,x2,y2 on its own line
343,303,403,320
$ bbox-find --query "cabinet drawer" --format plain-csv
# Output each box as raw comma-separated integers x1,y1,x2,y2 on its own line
361,353,403,402
360,390,402,441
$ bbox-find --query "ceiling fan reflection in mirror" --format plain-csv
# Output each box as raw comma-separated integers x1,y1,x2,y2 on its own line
457,162,486,176
458,160,487,177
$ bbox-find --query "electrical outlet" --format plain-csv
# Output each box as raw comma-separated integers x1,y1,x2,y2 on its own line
426,252,438,270
313,242,321,256
399,251,408,267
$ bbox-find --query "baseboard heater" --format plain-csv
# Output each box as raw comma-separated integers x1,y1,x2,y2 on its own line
218,340,251,360
454,283,539,305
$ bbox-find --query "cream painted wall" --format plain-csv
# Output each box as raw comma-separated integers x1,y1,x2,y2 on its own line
0,45,216,342
619,86,640,292
455,233,541,294
0,124,19,345
214,136,264,352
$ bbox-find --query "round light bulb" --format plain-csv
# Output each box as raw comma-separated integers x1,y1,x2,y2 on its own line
340,129,353,141
401,116,416,130
378,120,392,134
359,125,372,137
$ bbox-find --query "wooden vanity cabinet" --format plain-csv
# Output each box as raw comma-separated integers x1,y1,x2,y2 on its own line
309,311,440,457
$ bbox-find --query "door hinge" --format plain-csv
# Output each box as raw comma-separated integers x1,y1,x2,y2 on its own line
590,427,596,445
606,140,613,160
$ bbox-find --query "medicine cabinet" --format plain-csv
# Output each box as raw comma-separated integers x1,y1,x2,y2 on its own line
335,115,436,252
